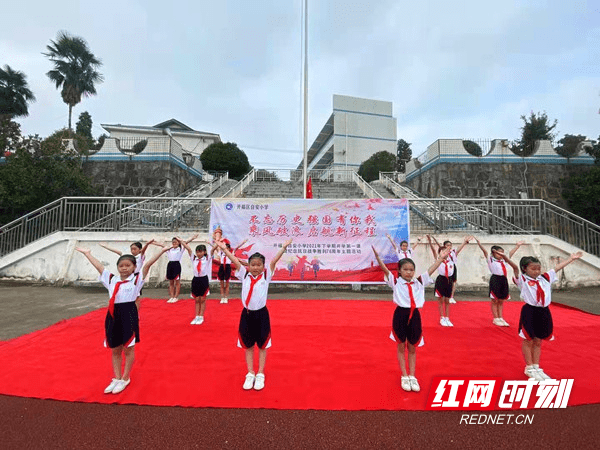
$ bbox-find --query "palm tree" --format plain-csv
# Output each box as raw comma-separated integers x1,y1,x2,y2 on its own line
43,31,103,133
0,65,36,118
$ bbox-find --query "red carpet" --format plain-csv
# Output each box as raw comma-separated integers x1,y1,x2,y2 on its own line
1,299,599,410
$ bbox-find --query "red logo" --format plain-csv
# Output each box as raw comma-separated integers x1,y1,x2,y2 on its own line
426,377,502,410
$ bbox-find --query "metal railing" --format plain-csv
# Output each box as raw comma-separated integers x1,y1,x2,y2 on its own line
2,196,599,258
352,171,382,199
220,169,256,198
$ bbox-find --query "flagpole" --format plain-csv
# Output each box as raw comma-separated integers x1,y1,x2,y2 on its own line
302,0,308,199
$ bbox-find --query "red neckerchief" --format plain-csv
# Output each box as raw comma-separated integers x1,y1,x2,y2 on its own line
442,259,451,277
196,257,202,275
243,271,264,310
406,280,416,320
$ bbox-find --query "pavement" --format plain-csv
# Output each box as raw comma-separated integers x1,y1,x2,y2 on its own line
1,280,599,448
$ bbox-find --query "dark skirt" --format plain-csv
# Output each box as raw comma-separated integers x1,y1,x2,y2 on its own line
105,302,139,348
238,306,271,349
166,261,182,280
391,306,422,345
218,263,232,281
191,275,210,298
489,274,510,300
435,275,454,298
519,303,553,340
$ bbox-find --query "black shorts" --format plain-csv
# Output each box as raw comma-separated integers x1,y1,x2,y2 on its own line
218,264,231,281
519,303,553,340
391,306,422,345
191,275,210,298
166,261,181,280
435,275,454,298
105,302,139,348
489,274,510,300
238,306,271,349
451,265,457,282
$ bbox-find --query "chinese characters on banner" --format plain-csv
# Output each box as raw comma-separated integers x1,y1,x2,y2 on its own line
209,198,410,283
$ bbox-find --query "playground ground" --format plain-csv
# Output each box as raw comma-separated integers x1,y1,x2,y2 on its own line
1,281,599,448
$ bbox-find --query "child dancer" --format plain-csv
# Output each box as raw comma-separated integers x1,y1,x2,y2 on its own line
474,238,524,326
212,238,248,303
99,239,155,309
386,234,423,262
427,235,472,327
156,235,197,303
181,239,213,325
503,251,582,381
216,238,292,391
75,245,165,394
372,245,451,392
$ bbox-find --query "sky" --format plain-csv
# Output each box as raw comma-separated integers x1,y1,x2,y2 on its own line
1,0,599,169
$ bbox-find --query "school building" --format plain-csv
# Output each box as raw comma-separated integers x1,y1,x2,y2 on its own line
297,95,397,171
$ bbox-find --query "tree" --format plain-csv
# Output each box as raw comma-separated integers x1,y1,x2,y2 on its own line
555,134,586,159
585,135,600,164
0,116,22,156
511,111,557,157
75,111,94,150
396,139,412,172
463,140,483,157
358,151,396,182
43,31,103,132
562,167,600,225
199,142,252,179
0,129,96,225
0,65,36,118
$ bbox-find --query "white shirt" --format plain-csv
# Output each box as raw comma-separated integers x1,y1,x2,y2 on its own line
385,272,433,308
437,250,456,277
218,251,230,265
513,269,557,307
487,255,508,277
134,254,145,274
395,248,413,260
191,254,210,277
167,247,185,262
99,269,144,304
237,265,273,311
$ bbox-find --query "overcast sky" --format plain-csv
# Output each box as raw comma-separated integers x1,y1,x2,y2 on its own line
2,0,599,169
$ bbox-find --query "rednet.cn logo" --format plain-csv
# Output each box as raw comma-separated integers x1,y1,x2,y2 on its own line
426,377,574,410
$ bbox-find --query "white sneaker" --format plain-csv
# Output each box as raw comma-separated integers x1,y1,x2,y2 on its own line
167,297,176,303
440,317,447,327
525,366,543,381
449,297,456,304
445,317,454,327
408,376,421,392
535,368,552,380
196,316,204,325
254,373,265,390
172,297,179,303
223,298,228,304
493,318,503,326
243,372,255,390
112,378,130,394
104,378,120,394
500,318,510,327
220,298,226,304
190,316,199,325
401,376,411,391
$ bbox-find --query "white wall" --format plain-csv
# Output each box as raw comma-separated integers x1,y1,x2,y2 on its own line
1,232,599,288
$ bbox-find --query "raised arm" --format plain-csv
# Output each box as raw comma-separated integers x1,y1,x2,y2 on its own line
426,235,437,259
216,240,241,271
473,236,488,259
509,240,525,258
498,251,519,278
179,238,193,257
142,246,170,278
427,247,452,276
554,252,583,272
371,246,390,278
76,247,105,275
234,238,249,252
386,234,398,252
99,243,122,256
455,235,472,256
271,239,293,272
140,239,154,255
412,236,423,249
185,234,198,244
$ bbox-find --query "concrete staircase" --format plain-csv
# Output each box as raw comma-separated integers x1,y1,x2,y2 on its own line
241,181,366,199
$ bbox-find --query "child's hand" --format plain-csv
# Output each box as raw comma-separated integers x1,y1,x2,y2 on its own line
473,236,480,243
463,235,472,243
438,247,451,260
75,247,90,254
570,251,583,260
516,240,525,246
283,238,293,248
